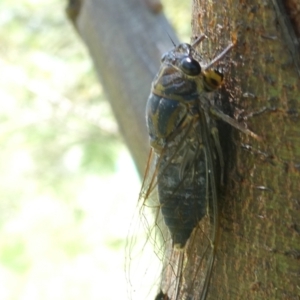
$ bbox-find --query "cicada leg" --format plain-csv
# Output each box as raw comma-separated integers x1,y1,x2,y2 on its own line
210,106,263,141
211,126,224,185
191,34,206,47
203,42,235,70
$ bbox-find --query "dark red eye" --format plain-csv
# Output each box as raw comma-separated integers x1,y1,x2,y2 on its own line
179,57,201,76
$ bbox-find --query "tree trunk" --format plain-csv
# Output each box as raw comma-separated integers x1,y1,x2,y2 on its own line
191,0,300,298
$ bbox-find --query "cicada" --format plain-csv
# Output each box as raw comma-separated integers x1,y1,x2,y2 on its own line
126,35,260,300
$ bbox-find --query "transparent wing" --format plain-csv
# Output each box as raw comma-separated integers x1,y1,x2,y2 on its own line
125,148,170,300
158,108,219,300
126,107,220,300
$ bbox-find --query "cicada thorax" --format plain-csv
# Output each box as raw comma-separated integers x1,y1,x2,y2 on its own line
146,45,205,151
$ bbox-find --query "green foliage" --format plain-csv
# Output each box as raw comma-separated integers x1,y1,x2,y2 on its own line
0,0,190,299
0,239,30,273
162,0,191,40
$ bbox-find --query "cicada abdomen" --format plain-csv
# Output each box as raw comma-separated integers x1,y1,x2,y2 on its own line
147,94,212,249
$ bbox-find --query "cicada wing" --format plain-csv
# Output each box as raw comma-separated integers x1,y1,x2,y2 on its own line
160,219,216,300
125,148,171,300
158,111,219,300
175,213,217,300
126,111,220,300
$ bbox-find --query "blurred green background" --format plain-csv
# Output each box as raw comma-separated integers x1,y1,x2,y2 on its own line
0,0,189,299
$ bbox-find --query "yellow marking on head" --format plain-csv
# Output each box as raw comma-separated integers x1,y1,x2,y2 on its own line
203,69,224,92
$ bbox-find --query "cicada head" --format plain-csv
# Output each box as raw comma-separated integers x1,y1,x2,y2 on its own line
151,43,205,101
161,43,202,76
151,40,230,102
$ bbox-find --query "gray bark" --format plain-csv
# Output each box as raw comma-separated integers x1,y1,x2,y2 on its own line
67,0,180,176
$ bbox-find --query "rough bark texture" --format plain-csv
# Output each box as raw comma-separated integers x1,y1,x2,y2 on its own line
191,0,300,299
66,0,180,176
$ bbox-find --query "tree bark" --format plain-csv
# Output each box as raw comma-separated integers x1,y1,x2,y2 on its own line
66,0,180,176
191,0,300,299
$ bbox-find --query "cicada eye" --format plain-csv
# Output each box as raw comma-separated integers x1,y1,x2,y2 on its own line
179,56,201,76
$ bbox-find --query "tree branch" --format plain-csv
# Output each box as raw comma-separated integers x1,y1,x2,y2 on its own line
66,0,180,176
